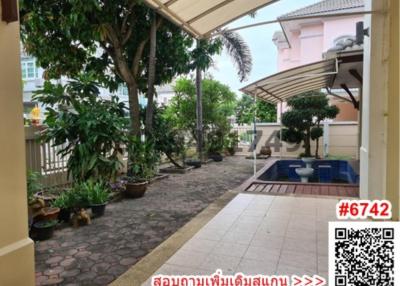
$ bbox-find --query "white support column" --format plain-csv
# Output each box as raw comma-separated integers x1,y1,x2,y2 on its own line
253,91,257,176
360,0,389,200
0,6,35,285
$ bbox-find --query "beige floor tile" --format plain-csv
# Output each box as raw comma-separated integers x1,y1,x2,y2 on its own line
200,253,241,273
241,209,268,218
317,240,329,256
317,255,328,272
275,263,317,276
286,228,317,241
213,241,249,257
229,222,260,234
193,227,227,241
256,224,288,237
154,263,204,275
243,245,280,263
222,230,255,245
279,249,317,269
250,233,285,250
180,238,219,253
264,213,291,224
236,258,277,275
282,237,317,254
166,250,208,268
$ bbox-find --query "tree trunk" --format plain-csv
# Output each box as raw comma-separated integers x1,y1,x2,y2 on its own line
166,153,184,169
315,122,320,159
145,15,158,135
304,127,311,157
195,50,203,160
127,82,141,137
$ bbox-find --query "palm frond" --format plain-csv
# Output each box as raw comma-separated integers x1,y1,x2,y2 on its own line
218,29,253,82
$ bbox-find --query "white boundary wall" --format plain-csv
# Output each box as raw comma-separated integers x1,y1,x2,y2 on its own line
234,121,359,159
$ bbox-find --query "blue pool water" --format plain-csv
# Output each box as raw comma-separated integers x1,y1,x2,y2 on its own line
258,160,359,184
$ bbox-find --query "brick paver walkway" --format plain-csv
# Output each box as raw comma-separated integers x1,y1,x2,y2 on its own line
35,156,264,285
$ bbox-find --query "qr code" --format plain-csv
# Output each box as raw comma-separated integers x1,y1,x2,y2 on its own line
329,222,400,286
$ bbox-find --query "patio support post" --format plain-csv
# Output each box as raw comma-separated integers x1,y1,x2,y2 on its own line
0,4,35,284
253,91,257,176
279,99,283,160
195,40,203,161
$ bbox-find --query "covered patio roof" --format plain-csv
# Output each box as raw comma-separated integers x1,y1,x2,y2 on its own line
240,59,338,104
142,0,278,38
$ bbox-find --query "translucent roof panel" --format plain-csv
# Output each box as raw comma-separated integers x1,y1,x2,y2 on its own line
144,0,278,38
240,59,338,104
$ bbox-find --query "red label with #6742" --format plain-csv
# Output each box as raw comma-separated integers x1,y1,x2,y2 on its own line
336,200,392,219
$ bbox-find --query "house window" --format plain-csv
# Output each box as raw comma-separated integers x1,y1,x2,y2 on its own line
21,59,38,80
117,85,129,96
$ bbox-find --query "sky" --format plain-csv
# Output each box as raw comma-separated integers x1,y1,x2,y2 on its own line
209,0,319,97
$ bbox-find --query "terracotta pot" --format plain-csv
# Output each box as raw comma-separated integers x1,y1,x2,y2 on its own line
260,146,272,156
125,181,148,198
36,207,60,221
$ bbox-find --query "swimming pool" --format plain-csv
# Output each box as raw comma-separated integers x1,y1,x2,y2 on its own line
257,159,359,184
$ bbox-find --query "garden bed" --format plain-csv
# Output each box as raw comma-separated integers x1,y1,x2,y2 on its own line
159,166,194,174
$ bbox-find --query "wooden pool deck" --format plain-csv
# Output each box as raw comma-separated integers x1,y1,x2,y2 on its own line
237,157,359,198
245,180,359,197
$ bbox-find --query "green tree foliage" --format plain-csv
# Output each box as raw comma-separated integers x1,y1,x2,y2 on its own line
166,78,237,153
19,1,222,137
151,105,187,168
236,94,277,124
281,91,339,158
34,77,128,182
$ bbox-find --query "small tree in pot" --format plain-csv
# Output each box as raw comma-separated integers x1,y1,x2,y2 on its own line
34,76,128,183
281,91,339,158
124,137,159,198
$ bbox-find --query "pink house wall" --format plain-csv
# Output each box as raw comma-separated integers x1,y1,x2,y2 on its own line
277,16,363,72
276,16,363,122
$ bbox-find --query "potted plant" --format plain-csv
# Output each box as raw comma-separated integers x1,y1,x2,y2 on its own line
224,132,239,156
206,130,225,162
83,180,110,217
27,171,46,226
33,219,58,240
185,157,202,168
125,137,159,198
51,191,73,222
36,206,60,221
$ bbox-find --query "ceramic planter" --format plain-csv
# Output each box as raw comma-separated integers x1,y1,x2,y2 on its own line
185,159,202,168
209,153,223,162
90,203,107,217
125,181,148,198
33,220,57,241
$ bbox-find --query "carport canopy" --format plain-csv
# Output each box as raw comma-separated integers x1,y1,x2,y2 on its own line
142,0,278,38
240,59,338,104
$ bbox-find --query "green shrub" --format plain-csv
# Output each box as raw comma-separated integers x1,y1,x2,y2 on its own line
127,136,159,181
81,180,110,205
34,77,128,182
27,170,43,204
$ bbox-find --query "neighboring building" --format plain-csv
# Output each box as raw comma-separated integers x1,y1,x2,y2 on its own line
272,0,364,122
20,49,175,120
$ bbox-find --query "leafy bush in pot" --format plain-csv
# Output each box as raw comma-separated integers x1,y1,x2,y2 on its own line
34,76,128,182
127,136,160,182
81,180,110,205
27,170,43,204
